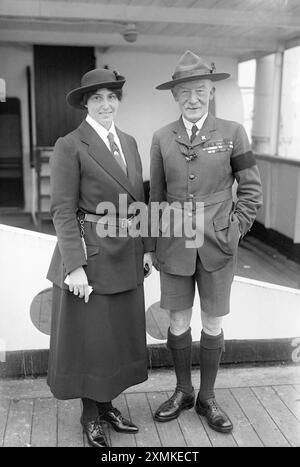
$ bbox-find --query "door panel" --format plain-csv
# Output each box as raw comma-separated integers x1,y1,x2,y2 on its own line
34,45,95,146
0,98,24,207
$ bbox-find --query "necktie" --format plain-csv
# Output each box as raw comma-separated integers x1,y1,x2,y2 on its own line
107,132,127,175
190,124,198,143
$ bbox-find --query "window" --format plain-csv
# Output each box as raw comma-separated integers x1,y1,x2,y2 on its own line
279,46,300,159
238,60,256,144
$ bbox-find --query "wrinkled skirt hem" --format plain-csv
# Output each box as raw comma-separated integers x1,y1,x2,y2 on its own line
47,358,148,402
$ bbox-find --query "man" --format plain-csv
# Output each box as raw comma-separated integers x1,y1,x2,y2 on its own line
150,50,262,433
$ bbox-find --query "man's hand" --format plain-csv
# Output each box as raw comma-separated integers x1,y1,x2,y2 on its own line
143,253,153,278
68,266,90,303
150,252,160,271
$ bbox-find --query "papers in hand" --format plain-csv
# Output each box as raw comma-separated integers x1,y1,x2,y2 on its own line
64,275,93,296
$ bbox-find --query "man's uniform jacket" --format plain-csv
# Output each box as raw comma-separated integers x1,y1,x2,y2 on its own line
47,120,152,295
150,113,263,274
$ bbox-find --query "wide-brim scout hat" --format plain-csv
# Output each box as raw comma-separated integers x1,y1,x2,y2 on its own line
156,50,230,90
66,68,126,109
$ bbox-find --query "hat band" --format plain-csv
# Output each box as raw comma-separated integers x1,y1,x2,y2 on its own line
172,68,213,80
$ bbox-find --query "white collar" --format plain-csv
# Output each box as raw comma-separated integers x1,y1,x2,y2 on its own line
182,112,208,132
86,114,117,139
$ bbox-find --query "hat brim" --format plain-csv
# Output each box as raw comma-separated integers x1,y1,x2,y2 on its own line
156,73,230,90
66,78,126,109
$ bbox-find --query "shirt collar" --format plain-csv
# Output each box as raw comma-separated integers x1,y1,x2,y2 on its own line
182,112,208,132
86,114,117,139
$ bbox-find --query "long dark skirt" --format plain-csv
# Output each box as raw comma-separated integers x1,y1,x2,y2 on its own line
47,284,148,402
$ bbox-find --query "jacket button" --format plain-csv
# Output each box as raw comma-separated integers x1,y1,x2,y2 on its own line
189,174,195,180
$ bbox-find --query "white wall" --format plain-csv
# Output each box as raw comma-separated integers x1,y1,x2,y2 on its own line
0,43,35,211
0,224,299,354
279,46,300,159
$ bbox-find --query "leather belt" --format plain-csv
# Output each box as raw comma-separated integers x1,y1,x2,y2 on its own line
82,212,135,228
166,187,232,207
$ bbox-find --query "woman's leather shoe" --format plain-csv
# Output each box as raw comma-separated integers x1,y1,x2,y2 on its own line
100,407,139,433
195,397,233,433
81,416,109,447
154,389,195,422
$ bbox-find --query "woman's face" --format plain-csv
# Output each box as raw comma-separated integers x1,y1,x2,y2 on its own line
86,88,119,130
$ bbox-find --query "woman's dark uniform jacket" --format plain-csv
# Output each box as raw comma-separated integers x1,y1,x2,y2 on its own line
46,119,153,401
47,120,153,292
150,113,263,274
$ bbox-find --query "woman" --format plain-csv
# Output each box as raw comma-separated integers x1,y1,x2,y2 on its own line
46,67,153,447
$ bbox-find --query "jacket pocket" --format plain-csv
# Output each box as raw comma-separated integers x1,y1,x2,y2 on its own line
213,215,230,232
213,214,239,255
86,244,99,257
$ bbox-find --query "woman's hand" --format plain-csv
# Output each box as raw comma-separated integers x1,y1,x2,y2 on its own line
143,253,153,278
68,266,90,303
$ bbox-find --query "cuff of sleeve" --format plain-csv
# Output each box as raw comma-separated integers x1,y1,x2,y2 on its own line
65,258,88,276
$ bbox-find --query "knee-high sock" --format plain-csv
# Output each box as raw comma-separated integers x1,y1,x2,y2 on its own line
81,399,113,422
81,398,98,423
198,329,225,402
167,327,193,394
96,401,113,416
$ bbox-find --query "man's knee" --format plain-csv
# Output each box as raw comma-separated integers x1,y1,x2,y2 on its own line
201,311,223,336
169,308,192,335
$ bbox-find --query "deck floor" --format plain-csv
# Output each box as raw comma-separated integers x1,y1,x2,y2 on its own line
1,365,300,447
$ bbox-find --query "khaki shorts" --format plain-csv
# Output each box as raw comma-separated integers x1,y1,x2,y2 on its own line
160,254,237,317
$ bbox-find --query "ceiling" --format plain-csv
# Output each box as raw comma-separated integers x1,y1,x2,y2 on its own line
1,0,300,60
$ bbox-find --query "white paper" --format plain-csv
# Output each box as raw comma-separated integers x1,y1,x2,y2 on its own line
64,275,93,296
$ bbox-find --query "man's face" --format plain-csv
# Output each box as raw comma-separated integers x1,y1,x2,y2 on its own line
173,79,215,123
86,88,119,130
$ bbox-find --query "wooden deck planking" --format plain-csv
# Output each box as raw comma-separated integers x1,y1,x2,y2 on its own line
57,399,84,447
231,387,290,446
1,366,300,447
237,237,300,288
167,391,212,447
1,365,299,399
147,392,186,447
31,397,57,447
273,385,300,424
3,398,34,447
252,386,300,447
126,392,161,447
216,388,263,447
196,406,237,448
108,394,136,447
0,387,299,447
0,398,10,447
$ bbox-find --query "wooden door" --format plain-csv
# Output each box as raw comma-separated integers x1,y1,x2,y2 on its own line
0,98,24,207
34,45,95,146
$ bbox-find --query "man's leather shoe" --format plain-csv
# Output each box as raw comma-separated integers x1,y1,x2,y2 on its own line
195,397,233,433
154,389,195,422
81,416,109,447
100,407,139,434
